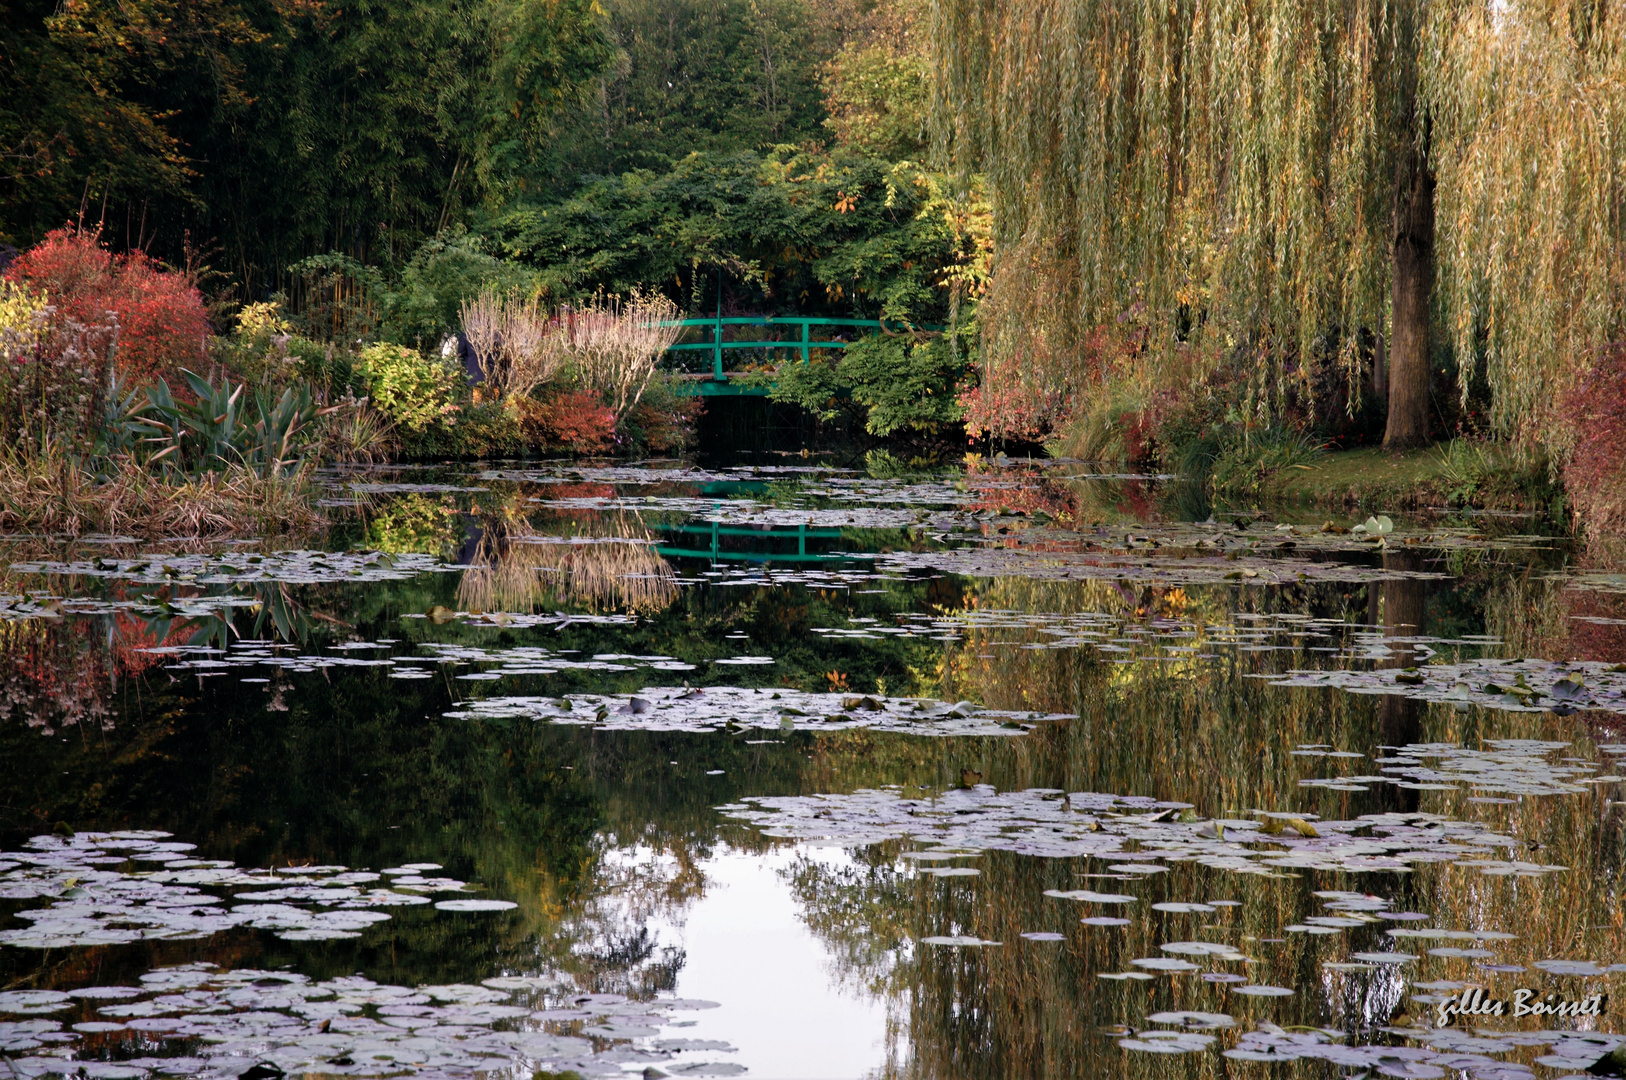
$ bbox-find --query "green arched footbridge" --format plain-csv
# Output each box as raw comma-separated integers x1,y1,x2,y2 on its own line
661,316,944,396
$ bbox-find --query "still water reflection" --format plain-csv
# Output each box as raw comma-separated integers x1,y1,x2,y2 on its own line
1,459,1624,1078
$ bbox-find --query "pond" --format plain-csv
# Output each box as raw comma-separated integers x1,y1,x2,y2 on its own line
2,455,1625,1079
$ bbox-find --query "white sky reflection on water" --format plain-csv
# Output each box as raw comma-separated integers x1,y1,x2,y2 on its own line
649,844,893,1079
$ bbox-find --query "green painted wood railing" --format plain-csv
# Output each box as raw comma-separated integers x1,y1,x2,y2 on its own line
659,316,945,386
652,520,874,563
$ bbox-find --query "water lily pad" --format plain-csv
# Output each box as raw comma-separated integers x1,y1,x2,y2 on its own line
1130,957,1201,972
1119,1030,1216,1053
1532,959,1609,976
435,899,518,912
1045,890,1136,903
1159,942,1244,957
1146,1011,1235,1028
0,990,72,1014
1231,985,1294,997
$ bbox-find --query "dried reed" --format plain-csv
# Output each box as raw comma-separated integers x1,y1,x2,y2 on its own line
0,448,325,538
551,292,683,419
456,514,677,613
459,290,561,400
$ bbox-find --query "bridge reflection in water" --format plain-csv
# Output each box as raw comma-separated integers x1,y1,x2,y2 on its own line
652,520,872,563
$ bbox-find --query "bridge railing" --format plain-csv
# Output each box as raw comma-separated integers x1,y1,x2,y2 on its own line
658,316,945,383
651,521,871,563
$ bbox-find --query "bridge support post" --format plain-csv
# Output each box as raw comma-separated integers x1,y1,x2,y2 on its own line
800,322,810,365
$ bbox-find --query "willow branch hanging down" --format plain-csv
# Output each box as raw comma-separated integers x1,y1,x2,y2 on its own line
932,0,1626,449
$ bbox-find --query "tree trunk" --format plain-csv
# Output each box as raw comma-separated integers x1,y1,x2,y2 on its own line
1385,122,1435,449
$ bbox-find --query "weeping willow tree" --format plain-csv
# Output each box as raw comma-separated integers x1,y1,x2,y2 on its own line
933,0,1626,450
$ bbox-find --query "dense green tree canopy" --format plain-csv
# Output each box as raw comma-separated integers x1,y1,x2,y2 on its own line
536,0,850,184
482,149,974,324
2,0,614,292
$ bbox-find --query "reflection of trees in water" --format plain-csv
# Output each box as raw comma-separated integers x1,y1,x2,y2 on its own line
1373,551,1427,814
0,573,331,739
1485,568,1626,664
550,842,707,997
572,924,685,998
0,613,184,736
457,510,677,613
777,575,1626,1078
0,619,116,735
785,852,911,998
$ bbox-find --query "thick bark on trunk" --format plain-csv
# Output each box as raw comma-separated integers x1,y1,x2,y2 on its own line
1384,125,1435,450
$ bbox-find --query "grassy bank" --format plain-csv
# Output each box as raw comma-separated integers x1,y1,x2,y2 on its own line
1239,443,1560,513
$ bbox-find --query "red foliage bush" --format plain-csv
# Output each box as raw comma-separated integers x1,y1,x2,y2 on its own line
1562,345,1626,542
525,390,618,453
958,373,1070,443
4,228,209,385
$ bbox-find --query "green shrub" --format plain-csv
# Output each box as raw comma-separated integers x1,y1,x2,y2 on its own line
215,301,342,393
354,343,463,435
768,330,969,436
768,355,852,423
837,333,966,436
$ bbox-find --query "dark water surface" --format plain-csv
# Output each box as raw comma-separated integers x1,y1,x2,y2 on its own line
3,457,1625,1079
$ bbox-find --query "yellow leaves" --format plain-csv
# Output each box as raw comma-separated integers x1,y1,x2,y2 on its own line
1257,815,1319,837
833,191,859,213
0,281,50,363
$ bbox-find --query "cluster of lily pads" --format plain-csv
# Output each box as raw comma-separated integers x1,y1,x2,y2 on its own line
720,779,1569,875
1130,1016,1626,1075
446,686,1072,737
870,544,1449,588
480,464,848,486
146,638,691,683
420,643,698,679
1294,739,1624,797
0,591,264,623
537,497,958,532
1270,658,1626,717
821,608,1500,664
671,565,897,589
0,963,743,1078
6,550,460,586
405,609,639,630
152,642,397,679
0,831,512,949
